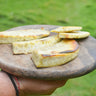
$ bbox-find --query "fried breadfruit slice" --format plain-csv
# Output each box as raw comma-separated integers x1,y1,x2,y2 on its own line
32,39,79,67
0,29,50,44
59,31,90,39
51,26,82,33
13,35,61,54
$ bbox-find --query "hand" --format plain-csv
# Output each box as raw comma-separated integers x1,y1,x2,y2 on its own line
0,71,67,96
18,77,67,96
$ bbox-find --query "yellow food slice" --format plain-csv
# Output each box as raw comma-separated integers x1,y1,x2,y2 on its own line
59,31,90,39
0,29,50,44
51,26,82,33
13,35,60,54
32,39,79,67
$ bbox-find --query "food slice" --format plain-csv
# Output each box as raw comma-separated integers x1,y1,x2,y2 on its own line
59,31,90,39
0,29,50,44
32,39,79,67
13,35,61,54
51,26,82,33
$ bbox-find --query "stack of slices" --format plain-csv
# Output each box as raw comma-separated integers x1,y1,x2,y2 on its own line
51,26,90,39
0,26,90,67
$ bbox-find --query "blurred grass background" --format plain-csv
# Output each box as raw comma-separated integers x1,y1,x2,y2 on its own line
0,0,96,96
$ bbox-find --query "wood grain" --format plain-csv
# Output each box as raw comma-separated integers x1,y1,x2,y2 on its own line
0,25,96,80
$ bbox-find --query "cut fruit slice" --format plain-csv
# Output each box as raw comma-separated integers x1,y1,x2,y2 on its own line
32,39,79,67
0,29,50,44
13,35,61,54
59,31,90,39
51,26,82,33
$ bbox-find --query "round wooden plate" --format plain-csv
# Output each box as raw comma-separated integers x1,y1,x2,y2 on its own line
0,25,96,80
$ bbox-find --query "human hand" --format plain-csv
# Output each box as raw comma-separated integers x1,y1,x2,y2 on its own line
18,77,67,96
0,71,67,96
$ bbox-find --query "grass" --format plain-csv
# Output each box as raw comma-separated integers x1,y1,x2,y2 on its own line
0,0,96,96
52,70,96,96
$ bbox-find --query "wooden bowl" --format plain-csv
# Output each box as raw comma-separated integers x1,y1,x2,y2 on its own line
0,25,96,80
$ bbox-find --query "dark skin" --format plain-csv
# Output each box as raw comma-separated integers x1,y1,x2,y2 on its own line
0,71,67,96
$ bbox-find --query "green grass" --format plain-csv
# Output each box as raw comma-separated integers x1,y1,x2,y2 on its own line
52,70,96,96
0,0,96,96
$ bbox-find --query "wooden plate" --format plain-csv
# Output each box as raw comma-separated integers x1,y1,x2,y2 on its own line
0,25,96,80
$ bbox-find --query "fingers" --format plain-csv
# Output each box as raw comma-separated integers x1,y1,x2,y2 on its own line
41,79,68,89
18,78,68,95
